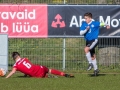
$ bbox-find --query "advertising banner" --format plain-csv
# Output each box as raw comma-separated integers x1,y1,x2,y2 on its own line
0,5,120,38
48,5,120,36
0,5,48,38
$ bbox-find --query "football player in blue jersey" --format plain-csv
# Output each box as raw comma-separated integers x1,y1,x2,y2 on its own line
80,12,110,76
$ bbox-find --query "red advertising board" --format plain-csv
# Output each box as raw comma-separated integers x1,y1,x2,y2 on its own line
0,4,48,38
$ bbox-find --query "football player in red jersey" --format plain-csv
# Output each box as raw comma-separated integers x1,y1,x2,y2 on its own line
6,52,74,78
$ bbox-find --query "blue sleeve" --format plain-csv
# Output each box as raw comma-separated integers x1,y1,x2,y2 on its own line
80,21,86,31
95,21,100,27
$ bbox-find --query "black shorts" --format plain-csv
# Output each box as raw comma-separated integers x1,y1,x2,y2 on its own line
86,39,98,57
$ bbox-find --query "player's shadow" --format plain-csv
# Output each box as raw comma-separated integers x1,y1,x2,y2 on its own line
88,74,106,77
13,75,30,78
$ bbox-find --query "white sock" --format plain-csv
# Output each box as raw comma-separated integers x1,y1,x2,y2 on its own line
86,52,92,64
92,58,98,70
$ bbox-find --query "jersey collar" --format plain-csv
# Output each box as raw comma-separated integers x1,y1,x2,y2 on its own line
16,58,22,62
88,20,92,25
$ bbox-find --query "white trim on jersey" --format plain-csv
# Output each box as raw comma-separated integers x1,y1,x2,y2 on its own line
80,29,87,35
88,20,93,25
13,58,24,67
89,39,98,49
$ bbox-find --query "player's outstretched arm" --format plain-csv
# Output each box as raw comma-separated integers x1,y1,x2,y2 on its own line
6,68,17,78
100,22,110,29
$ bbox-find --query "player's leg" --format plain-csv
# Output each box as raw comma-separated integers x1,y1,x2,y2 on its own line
40,65,74,78
49,69,64,76
85,41,93,70
92,55,99,76
85,46,92,64
49,69,74,78
85,39,98,71
90,46,99,76
91,50,98,71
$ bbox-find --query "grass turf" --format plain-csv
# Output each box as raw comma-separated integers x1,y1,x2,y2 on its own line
0,73,120,90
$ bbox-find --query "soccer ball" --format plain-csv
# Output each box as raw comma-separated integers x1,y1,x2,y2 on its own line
0,68,6,76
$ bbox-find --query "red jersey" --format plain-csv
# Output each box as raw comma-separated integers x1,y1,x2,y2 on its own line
13,58,49,77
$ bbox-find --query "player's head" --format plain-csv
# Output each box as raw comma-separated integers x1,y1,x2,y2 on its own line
12,52,20,60
84,12,92,23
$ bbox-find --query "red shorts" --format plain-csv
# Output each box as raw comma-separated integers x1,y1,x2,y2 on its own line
38,66,49,78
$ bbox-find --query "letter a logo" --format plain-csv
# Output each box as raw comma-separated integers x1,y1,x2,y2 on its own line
51,14,65,28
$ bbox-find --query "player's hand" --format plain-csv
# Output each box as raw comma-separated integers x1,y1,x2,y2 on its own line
86,26,90,30
106,25,110,29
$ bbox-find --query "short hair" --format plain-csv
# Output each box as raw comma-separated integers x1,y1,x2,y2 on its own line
84,12,92,18
12,52,20,60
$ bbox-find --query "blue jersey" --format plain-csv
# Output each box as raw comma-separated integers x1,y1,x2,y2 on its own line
80,21,100,41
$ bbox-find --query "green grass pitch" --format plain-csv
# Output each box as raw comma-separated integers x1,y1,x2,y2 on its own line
0,73,120,90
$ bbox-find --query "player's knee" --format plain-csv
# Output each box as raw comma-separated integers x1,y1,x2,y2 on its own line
91,55,96,60
91,57,95,60
84,47,90,53
49,69,51,73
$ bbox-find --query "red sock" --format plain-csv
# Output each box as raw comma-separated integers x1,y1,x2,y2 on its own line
50,69,65,76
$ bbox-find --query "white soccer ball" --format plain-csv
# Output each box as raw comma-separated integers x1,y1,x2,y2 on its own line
0,68,6,76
